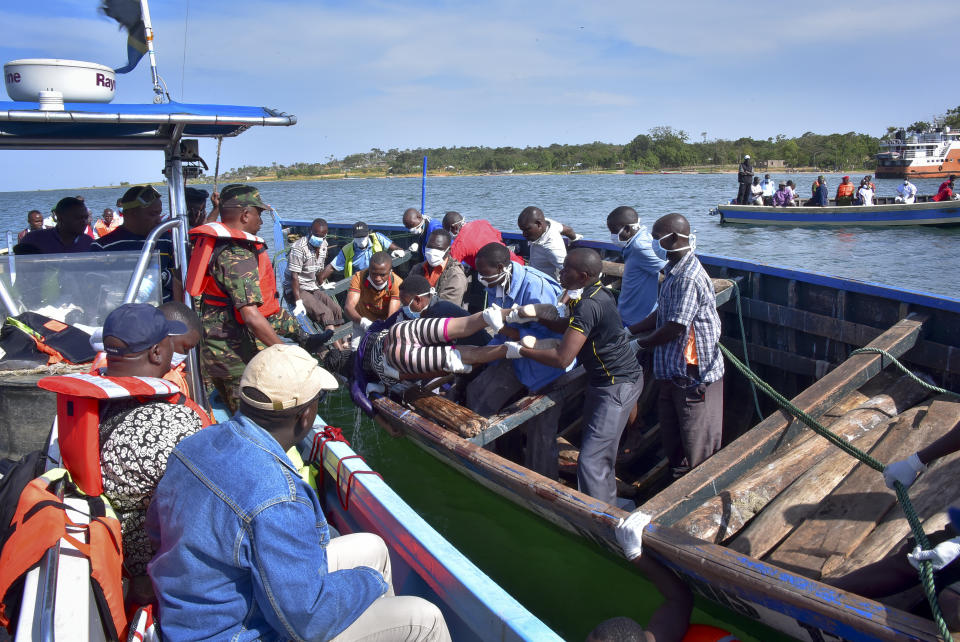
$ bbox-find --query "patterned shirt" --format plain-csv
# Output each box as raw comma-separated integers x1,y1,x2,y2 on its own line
99,399,203,575
653,251,724,384
287,235,328,292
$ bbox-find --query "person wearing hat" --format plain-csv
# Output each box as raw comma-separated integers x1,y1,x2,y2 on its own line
187,183,330,412
896,179,918,204
146,344,451,641
318,221,404,283
97,303,207,583
836,175,855,206
185,186,214,228
805,175,828,207
93,184,182,303
773,181,792,207
736,154,754,205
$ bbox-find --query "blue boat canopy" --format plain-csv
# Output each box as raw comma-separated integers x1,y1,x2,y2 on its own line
0,101,296,150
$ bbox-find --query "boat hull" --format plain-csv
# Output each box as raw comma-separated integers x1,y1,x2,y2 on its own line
717,200,960,226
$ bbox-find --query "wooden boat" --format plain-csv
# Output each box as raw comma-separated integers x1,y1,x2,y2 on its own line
713,196,960,227
273,217,960,640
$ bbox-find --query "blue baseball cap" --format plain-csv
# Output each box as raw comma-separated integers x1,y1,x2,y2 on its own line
102,303,187,356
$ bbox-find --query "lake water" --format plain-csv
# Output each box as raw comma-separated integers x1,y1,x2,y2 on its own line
1,172,954,640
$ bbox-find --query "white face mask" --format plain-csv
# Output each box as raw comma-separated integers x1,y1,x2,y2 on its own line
478,266,509,289
566,288,584,300
424,248,446,267
355,236,370,249
408,221,425,234
170,351,188,368
610,223,638,247
367,275,389,290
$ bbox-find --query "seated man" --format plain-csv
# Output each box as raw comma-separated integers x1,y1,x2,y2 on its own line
761,173,776,205
93,208,121,238
444,211,523,270
857,181,875,206
18,209,45,242
318,221,404,283
93,185,182,303
515,249,643,504
772,181,793,207
518,206,578,281
786,180,799,205
408,229,468,307
288,218,344,330
147,344,451,641
805,176,828,207
749,176,764,205
98,304,206,581
835,175,855,206
344,251,402,346
465,242,570,479
896,179,918,204
15,197,93,254
402,207,442,257
158,301,203,397
933,179,955,202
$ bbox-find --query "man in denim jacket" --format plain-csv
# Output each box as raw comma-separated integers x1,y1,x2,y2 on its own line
147,344,450,641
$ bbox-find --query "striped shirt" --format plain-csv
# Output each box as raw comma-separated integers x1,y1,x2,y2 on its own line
653,251,724,384
287,236,328,291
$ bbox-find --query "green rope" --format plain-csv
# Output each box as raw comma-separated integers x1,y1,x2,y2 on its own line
849,347,960,400
718,344,954,641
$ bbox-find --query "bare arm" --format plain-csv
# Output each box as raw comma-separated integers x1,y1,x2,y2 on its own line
536,316,570,334
344,290,363,323
632,555,693,642
318,264,336,284
386,297,402,317
627,309,658,335
560,223,577,240
290,275,302,302
635,321,685,349
238,304,284,346
519,327,586,369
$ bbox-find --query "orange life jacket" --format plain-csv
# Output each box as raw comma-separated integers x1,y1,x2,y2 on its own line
836,182,854,198
682,624,739,641
37,373,211,497
0,472,127,640
185,223,281,323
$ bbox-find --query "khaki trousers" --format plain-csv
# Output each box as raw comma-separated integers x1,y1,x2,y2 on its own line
328,533,451,642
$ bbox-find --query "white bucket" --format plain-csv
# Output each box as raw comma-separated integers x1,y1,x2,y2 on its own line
4,59,116,103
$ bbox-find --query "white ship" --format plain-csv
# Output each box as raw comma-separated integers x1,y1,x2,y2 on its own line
875,126,960,178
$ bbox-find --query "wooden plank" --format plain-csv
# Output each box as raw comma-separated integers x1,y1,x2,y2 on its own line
670,376,929,543
468,392,559,446
737,403,929,563
640,314,927,527
400,388,487,438
824,398,960,578
632,458,669,495
721,337,827,377
712,279,736,308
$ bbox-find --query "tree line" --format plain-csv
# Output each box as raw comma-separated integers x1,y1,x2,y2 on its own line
216,106,960,180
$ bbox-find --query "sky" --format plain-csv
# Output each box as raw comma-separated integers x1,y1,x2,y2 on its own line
1,0,959,191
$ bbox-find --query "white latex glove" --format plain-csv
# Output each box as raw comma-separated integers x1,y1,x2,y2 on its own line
408,242,419,253
365,382,386,396
884,452,926,490
505,305,536,325
292,299,307,317
505,341,522,359
359,317,373,331
908,538,960,571
391,248,406,258
555,303,569,318
443,348,472,373
615,511,652,560
482,304,504,332
572,233,584,242
320,280,336,290
382,361,401,380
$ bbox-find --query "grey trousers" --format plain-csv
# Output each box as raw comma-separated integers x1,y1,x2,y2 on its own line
577,378,644,504
466,359,565,480
658,377,724,475
302,288,344,327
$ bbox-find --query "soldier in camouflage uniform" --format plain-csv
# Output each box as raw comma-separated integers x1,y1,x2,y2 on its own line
189,184,327,412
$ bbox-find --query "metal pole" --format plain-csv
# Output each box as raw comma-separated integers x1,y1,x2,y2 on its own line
139,0,165,103
121,218,181,304
421,155,427,215
6,231,16,284
0,277,20,317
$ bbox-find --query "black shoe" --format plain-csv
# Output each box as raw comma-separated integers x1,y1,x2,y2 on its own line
302,329,334,353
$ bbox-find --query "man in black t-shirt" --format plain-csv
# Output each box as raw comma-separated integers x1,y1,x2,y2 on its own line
512,247,642,504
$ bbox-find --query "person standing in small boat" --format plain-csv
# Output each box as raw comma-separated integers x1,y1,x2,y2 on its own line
147,344,452,642
408,229,469,307
514,248,643,504
517,205,579,281
607,206,666,329
835,176,855,206
736,155,753,205
629,214,724,477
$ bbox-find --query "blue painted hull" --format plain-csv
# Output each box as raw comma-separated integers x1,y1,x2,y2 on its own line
716,200,960,226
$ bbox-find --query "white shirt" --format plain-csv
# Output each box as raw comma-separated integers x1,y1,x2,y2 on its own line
528,218,566,281
898,182,917,198
857,186,874,205
761,179,776,197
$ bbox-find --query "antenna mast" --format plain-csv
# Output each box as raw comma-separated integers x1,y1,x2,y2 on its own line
139,0,165,103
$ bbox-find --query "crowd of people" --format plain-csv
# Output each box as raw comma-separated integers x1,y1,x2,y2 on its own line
734,163,959,207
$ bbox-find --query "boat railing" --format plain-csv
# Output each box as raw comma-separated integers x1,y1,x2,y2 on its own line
121,218,182,304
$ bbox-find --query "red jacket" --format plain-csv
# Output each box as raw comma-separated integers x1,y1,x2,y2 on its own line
449,220,524,270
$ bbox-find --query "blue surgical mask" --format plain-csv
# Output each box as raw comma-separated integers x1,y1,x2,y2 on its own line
402,304,421,319
308,234,324,248
652,237,669,261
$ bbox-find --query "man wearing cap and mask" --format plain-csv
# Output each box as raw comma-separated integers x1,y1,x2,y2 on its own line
402,207,442,259
147,344,451,642
97,303,207,581
736,154,754,205
187,184,329,412
408,229,468,307
319,221,404,282
896,179,918,204
628,214,724,477
93,184,182,303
